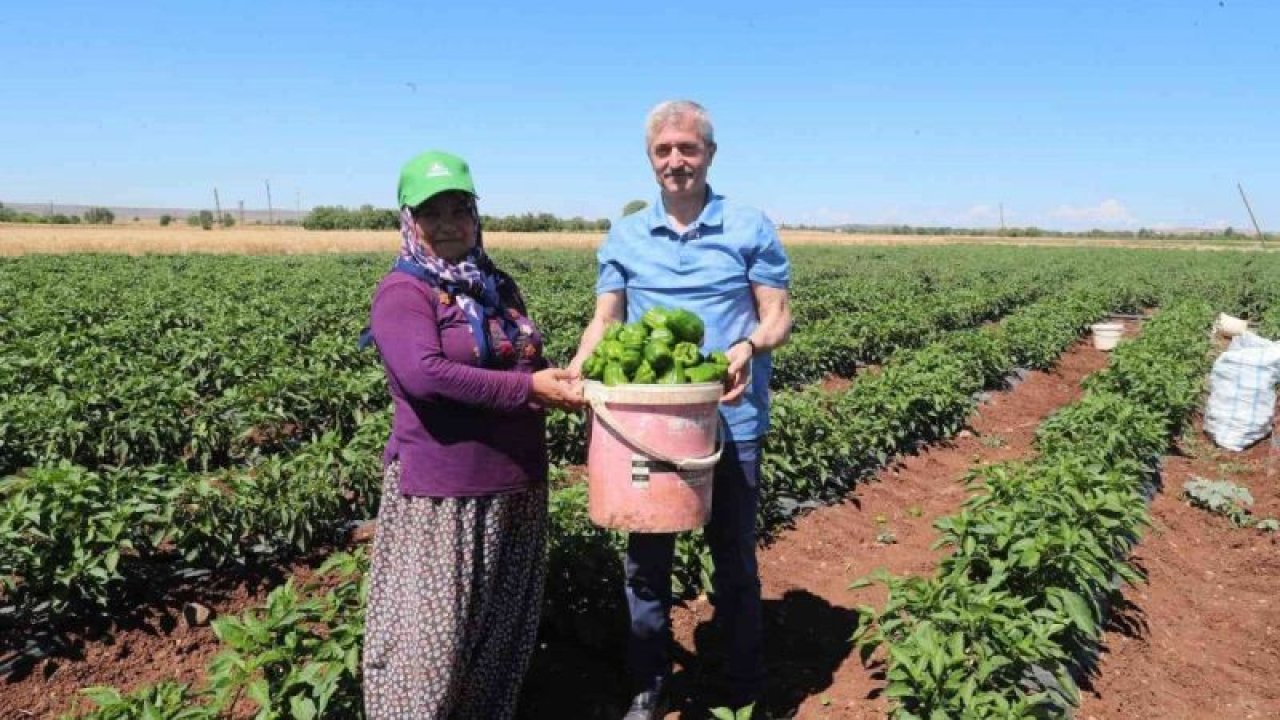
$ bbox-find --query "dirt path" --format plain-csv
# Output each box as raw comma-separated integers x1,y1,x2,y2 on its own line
519,329,1124,718
1074,420,1280,720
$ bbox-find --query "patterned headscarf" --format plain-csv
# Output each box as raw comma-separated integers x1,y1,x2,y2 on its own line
392,207,543,369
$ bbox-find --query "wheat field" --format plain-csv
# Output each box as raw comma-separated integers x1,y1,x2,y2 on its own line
0,222,1265,256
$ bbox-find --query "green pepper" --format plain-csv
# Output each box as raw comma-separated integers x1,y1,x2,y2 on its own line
672,341,701,367
602,362,628,386
647,327,675,346
665,309,705,345
618,348,642,376
642,307,671,331
657,359,686,384
684,362,727,384
643,340,673,372
581,354,604,380
632,360,658,384
600,339,626,361
708,350,730,368
618,322,649,350
603,321,624,342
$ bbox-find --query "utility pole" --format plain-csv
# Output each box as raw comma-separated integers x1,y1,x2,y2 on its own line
213,188,223,227
238,200,245,227
265,180,274,225
1237,183,1266,247
999,203,1005,232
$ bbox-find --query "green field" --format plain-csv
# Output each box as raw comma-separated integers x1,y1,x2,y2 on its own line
3,245,1277,718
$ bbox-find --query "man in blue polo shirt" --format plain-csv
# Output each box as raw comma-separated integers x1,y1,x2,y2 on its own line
570,99,793,719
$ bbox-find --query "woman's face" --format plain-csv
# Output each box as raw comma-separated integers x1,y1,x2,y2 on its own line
412,190,477,262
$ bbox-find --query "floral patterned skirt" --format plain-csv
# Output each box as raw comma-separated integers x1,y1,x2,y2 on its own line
362,461,548,720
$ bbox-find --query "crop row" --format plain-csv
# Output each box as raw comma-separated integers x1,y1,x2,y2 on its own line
852,300,1215,718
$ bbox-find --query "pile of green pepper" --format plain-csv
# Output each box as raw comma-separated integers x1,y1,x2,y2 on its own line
580,306,730,386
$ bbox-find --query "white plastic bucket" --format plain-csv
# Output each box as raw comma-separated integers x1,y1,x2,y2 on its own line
1216,313,1249,337
584,380,723,533
1091,322,1124,351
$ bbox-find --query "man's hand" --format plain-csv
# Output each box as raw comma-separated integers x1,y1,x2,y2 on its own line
720,341,752,404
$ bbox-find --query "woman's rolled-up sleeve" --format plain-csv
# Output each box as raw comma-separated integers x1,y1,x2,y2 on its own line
371,283,533,412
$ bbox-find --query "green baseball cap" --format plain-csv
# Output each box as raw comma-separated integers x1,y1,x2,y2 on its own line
397,150,476,209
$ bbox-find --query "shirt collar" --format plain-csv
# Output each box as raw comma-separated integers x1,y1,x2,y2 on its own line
647,185,725,234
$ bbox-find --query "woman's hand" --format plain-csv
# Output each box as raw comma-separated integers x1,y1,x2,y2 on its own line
531,367,586,411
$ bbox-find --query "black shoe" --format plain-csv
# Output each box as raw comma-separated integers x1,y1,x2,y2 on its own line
622,688,666,720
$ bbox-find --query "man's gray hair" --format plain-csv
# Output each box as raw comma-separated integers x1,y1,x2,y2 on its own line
645,100,716,147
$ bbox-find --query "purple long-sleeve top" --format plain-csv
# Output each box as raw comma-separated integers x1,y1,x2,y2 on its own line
369,272,548,497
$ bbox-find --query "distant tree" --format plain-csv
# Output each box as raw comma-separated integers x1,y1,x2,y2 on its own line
305,204,610,232
83,207,115,224
159,214,173,227
187,214,201,227
0,203,14,222
622,199,648,217
198,210,214,230
1224,226,1236,237
221,212,236,228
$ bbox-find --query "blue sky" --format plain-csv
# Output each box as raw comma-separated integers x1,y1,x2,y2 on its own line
2,1,1277,231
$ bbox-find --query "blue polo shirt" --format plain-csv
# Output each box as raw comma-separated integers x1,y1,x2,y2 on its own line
596,189,791,441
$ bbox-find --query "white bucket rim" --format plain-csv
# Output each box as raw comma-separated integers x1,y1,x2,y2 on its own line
1091,322,1124,332
583,379,723,406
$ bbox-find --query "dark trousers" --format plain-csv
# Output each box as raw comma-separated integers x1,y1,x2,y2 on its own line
624,438,763,705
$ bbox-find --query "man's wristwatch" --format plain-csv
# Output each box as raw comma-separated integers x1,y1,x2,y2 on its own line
732,336,757,356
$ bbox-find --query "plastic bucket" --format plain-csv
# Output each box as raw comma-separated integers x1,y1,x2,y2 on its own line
584,380,723,533
1091,322,1124,351
1216,313,1248,337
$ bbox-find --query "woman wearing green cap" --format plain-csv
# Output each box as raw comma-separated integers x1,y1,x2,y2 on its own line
361,150,582,719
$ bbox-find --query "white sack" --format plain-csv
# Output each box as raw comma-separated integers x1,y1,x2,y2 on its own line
1205,331,1280,451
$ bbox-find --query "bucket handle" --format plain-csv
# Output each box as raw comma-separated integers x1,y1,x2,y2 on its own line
587,396,724,472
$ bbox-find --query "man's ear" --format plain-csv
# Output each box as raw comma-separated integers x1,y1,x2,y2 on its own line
706,142,718,165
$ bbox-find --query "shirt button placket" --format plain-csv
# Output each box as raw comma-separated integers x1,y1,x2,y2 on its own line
679,227,698,266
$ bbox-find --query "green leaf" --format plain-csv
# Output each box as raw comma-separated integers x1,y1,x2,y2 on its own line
246,678,271,709
290,695,318,720
1061,590,1096,635
79,686,125,706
